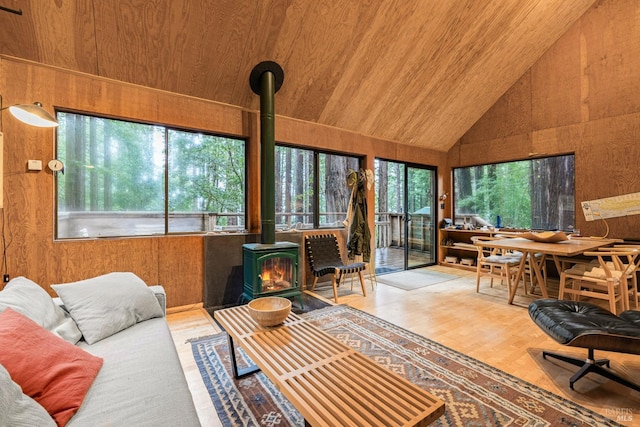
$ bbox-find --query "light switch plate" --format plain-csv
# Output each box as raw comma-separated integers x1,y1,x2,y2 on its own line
27,160,42,171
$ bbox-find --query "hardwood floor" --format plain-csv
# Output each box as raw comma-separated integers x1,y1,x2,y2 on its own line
167,266,640,426
166,308,224,427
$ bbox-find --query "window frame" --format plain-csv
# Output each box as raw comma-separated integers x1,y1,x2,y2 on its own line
274,142,363,230
452,153,576,231
53,109,248,239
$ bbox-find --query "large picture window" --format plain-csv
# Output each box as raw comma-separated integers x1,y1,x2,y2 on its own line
55,112,245,239
275,145,360,230
453,155,575,231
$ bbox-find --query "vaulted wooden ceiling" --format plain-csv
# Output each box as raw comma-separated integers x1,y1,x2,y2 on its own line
0,0,596,152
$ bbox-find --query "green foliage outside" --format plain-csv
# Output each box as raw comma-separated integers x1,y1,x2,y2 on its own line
455,162,531,228
374,160,434,214
56,112,245,233
454,155,574,230
168,130,245,222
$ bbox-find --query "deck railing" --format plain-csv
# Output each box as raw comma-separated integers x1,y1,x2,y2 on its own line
376,212,434,251
58,210,441,248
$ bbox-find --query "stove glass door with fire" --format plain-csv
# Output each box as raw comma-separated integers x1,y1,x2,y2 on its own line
242,242,301,304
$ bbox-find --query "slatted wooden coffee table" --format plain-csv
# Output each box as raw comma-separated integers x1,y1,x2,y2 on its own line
214,305,445,426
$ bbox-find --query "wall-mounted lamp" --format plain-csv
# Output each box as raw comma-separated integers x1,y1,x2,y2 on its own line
0,95,58,210
0,95,58,128
439,193,448,209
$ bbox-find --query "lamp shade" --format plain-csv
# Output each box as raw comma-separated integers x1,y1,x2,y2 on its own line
8,102,58,127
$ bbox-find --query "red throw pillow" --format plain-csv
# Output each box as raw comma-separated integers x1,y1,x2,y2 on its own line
0,308,103,426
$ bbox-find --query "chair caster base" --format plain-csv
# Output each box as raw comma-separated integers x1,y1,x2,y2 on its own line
543,349,640,393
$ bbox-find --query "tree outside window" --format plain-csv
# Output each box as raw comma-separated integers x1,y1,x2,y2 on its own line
453,155,575,230
55,112,245,238
275,145,360,230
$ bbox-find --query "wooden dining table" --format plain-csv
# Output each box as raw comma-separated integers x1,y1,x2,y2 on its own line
476,237,617,304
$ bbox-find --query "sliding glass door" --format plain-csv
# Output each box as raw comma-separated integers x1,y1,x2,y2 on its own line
406,165,437,268
374,159,437,273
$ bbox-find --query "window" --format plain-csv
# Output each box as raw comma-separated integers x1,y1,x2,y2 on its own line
319,153,360,227
453,155,575,231
275,145,360,230
55,112,245,238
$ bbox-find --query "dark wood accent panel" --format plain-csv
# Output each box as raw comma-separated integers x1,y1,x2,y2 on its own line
203,233,260,310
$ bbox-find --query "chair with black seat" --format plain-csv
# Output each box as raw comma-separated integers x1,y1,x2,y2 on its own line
305,233,367,303
529,298,640,392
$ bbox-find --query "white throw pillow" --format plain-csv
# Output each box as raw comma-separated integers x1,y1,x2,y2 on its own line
51,272,164,344
0,277,82,344
0,364,56,427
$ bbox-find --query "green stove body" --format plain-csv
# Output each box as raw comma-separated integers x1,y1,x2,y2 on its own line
242,241,301,303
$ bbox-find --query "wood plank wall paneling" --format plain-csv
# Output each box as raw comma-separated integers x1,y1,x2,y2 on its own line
0,56,445,307
452,0,640,240
0,0,597,152
580,0,640,121
157,236,204,306
463,72,533,142
50,239,159,285
531,24,583,129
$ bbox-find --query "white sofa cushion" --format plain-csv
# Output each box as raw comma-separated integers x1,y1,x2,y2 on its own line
68,317,201,426
0,364,56,427
0,276,82,344
52,272,164,344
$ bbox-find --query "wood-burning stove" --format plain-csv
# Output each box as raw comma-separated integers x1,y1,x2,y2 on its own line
242,241,301,305
243,61,303,306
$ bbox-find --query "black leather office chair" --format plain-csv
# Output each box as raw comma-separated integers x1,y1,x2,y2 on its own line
529,298,640,392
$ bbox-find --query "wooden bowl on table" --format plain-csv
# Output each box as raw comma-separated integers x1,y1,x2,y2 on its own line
247,297,292,326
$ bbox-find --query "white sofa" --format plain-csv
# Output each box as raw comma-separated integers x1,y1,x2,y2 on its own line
0,273,201,427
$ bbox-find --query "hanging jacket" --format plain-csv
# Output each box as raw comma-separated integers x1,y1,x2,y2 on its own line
347,177,371,262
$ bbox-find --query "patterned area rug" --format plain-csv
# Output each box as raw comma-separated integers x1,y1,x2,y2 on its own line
191,305,622,427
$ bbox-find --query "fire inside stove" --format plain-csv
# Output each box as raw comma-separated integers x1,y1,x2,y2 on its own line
242,241,301,303
260,257,293,291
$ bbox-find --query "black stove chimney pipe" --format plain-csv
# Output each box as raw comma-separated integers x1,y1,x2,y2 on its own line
250,61,284,245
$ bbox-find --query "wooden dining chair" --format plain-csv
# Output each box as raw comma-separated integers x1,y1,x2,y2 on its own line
472,236,523,296
493,233,547,296
610,245,640,309
558,249,640,314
